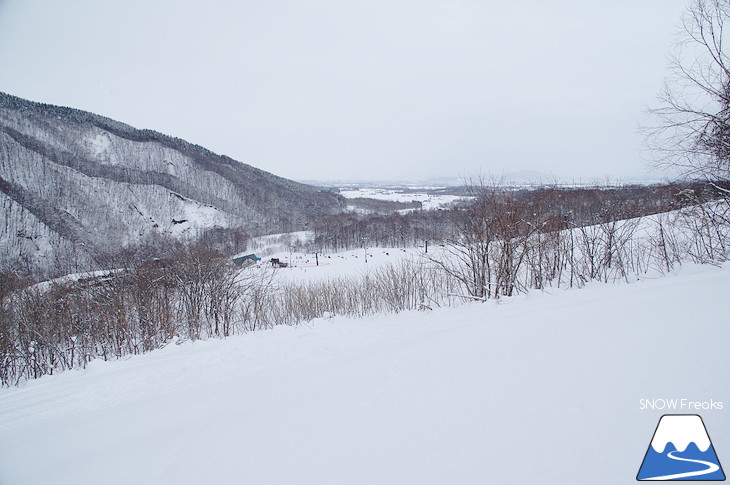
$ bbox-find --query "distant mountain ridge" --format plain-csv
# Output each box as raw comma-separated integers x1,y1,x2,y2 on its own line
0,91,344,276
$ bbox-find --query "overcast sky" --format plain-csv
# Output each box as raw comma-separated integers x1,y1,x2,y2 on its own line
0,0,690,183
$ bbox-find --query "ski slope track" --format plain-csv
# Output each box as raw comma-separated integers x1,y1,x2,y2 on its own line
0,264,728,484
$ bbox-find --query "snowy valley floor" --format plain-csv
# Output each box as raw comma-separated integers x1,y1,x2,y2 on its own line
0,264,728,484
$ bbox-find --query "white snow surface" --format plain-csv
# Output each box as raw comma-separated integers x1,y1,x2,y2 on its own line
34,269,123,292
339,187,466,210
259,247,423,282
1,264,729,484
650,415,712,453
88,131,112,156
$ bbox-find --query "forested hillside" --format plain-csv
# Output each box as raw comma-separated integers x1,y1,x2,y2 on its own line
0,92,344,277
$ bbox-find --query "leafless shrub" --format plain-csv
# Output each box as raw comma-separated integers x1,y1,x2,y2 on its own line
0,241,276,385
254,258,460,329
3,183,729,386
425,178,728,300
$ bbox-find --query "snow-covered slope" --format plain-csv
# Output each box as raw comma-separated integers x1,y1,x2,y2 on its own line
0,91,344,274
0,264,727,484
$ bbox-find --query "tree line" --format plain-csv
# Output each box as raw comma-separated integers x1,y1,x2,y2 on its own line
427,179,728,300
2,178,728,385
308,181,710,253
0,243,272,385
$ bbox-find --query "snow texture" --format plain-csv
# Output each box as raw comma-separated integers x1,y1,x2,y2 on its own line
0,263,728,484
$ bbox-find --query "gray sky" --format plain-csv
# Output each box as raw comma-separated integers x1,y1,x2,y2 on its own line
0,0,690,183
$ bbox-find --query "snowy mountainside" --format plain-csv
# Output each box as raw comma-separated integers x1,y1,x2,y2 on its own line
0,91,344,274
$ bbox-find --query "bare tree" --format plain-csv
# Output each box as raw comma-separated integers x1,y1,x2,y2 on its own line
645,0,730,193
426,176,545,299
426,178,496,299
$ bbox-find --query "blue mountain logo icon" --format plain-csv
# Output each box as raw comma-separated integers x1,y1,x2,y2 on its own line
637,414,725,481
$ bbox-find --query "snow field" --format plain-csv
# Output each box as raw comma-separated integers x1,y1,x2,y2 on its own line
339,187,466,211
242,231,425,281
0,263,728,484
258,247,423,283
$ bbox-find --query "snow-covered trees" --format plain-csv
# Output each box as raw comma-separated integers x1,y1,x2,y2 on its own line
0,91,344,279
